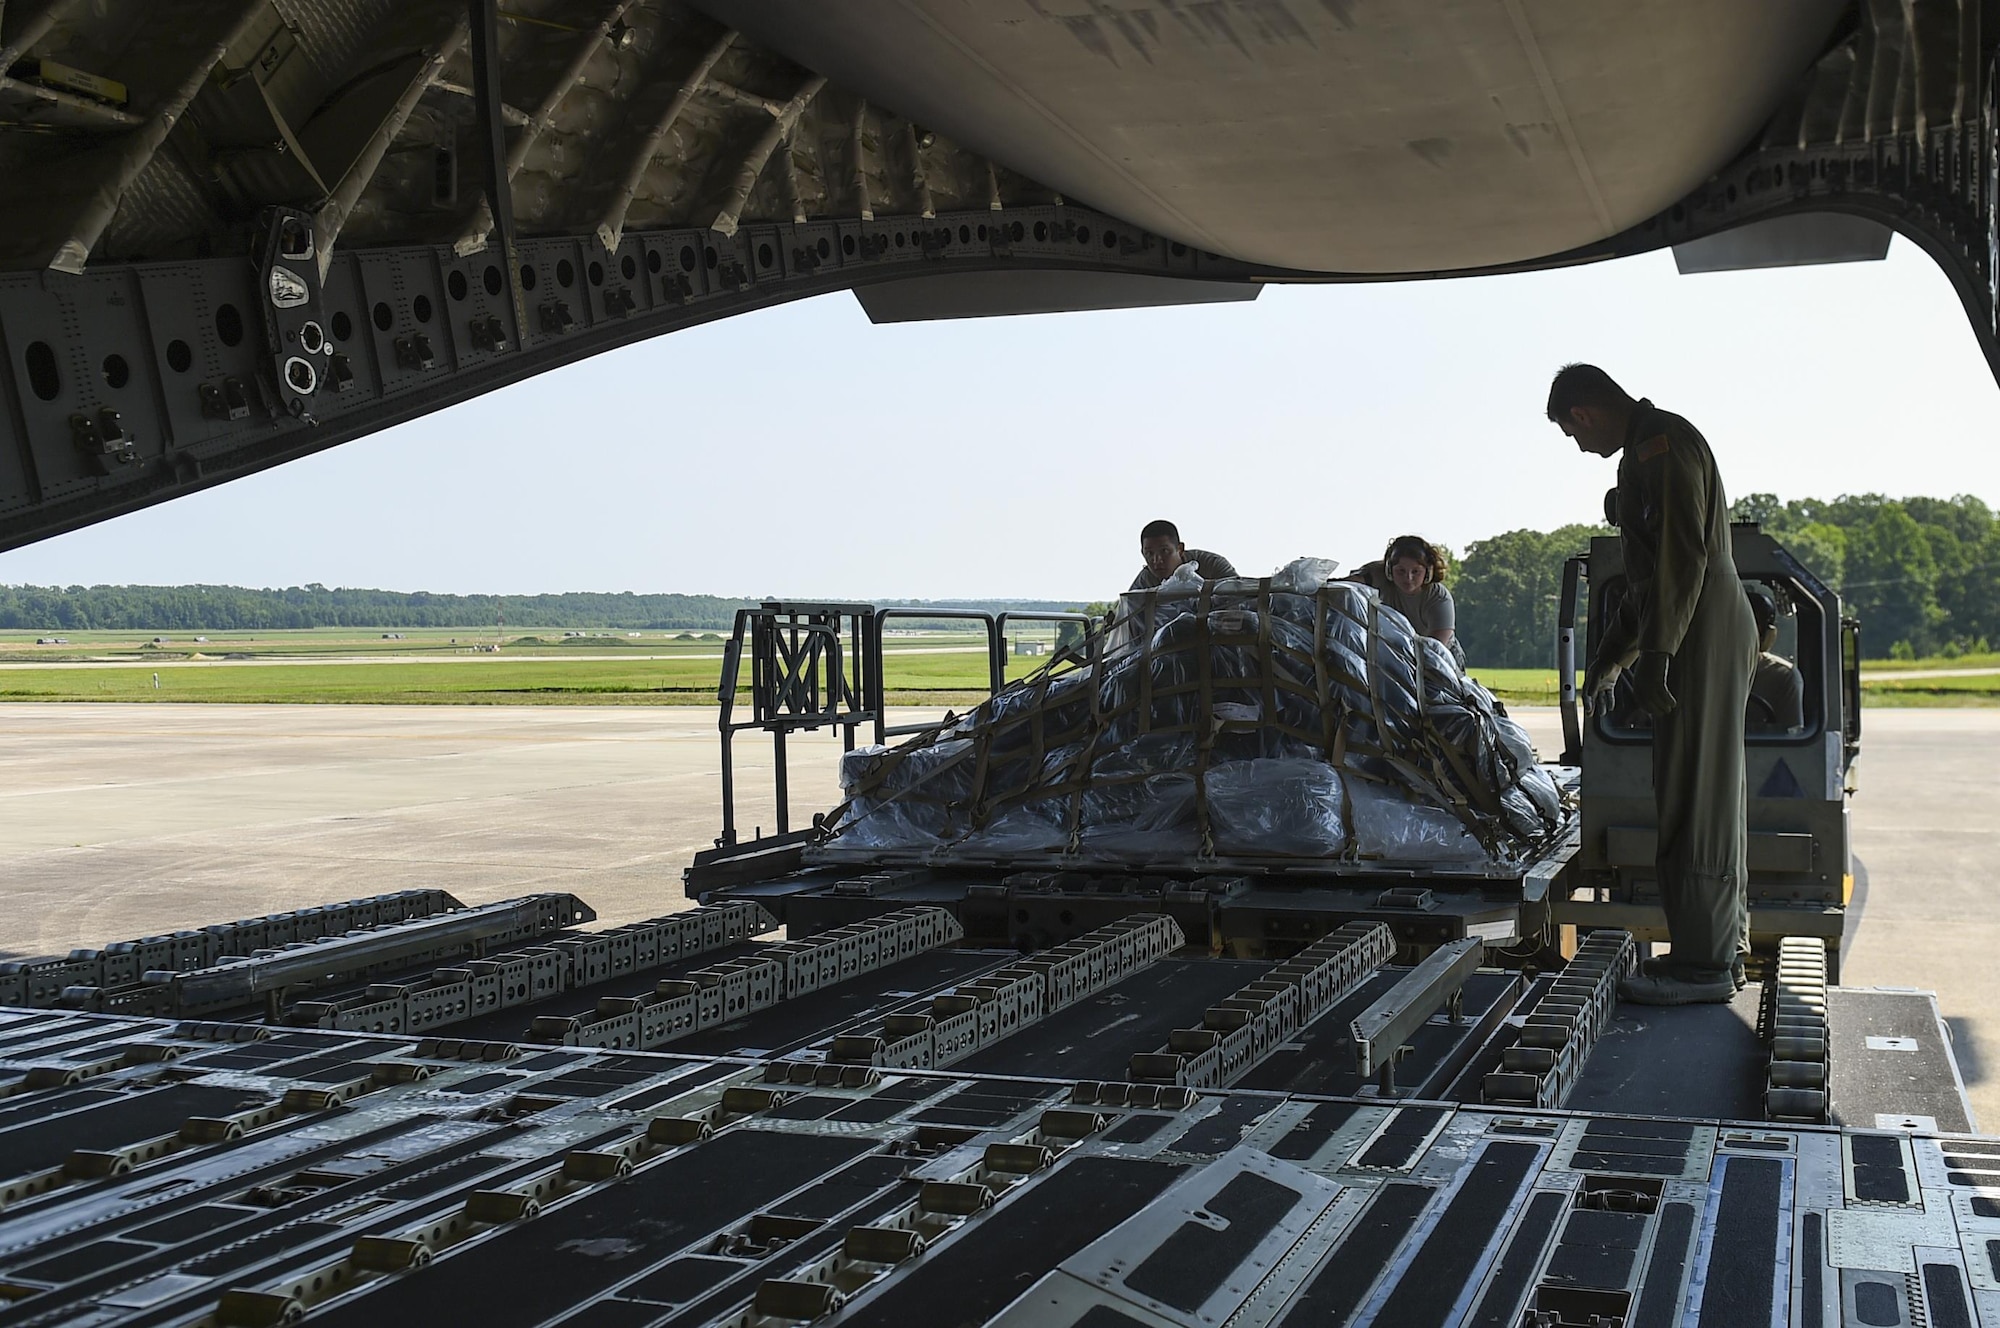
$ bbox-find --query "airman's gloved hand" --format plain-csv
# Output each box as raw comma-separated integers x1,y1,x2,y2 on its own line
1631,650,1677,717
1582,655,1622,717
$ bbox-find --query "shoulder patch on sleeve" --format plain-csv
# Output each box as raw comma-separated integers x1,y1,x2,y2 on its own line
1631,434,1670,462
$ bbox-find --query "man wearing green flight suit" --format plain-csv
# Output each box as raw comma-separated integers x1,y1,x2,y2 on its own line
1547,364,1758,1006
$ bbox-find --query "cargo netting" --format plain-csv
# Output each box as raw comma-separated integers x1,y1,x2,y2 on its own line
822,559,1567,865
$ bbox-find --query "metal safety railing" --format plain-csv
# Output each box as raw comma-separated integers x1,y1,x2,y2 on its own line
711,602,1097,854
715,602,879,847
1556,555,1586,766
868,608,997,741
866,608,1097,743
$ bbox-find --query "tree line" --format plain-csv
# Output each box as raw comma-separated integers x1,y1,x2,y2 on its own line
1449,493,2000,666
8,494,1990,662
0,584,1087,633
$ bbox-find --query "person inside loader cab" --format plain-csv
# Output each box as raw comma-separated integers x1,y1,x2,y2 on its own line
1548,363,1757,1006
1348,535,1466,666
1747,590,1805,734
1130,520,1238,591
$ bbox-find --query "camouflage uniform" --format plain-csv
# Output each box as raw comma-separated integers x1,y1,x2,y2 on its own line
1597,401,1758,979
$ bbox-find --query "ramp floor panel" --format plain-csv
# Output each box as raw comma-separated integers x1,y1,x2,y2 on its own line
1564,982,1767,1122
1826,987,1975,1132
0,998,1988,1328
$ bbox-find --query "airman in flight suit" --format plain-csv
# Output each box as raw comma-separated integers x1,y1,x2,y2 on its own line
1547,364,1757,1006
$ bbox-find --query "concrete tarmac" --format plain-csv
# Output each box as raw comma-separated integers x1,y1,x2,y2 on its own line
1,703,1995,1125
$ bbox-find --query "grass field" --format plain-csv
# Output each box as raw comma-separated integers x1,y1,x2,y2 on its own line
0,625,983,662
0,651,1562,707
0,628,1985,705
0,643,1052,706
1861,651,2000,672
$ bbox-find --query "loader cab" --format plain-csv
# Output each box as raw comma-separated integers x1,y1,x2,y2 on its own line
1555,523,1860,978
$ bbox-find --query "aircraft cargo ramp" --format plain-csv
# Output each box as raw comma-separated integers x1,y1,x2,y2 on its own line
0,888,1980,1328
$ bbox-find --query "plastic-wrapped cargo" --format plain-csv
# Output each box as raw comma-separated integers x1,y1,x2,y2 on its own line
825,558,1566,864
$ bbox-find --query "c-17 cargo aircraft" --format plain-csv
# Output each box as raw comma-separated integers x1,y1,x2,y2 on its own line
0,5,1988,1327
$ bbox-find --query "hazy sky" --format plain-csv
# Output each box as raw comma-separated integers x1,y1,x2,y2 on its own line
4,238,1997,602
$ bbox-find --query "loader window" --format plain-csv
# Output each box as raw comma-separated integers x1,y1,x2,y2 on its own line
1590,575,1822,743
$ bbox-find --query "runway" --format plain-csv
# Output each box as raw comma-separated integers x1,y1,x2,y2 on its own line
1,703,1993,1124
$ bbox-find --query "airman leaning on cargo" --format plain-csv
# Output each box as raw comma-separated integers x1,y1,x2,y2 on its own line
1129,519,1238,591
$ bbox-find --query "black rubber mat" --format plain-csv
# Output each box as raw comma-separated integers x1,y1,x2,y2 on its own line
0,1084,268,1176
1632,1201,1697,1328
954,960,1266,1081
1371,1142,1539,1327
1269,1100,1360,1161
1544,1207,1647,1290
126,1203,260,1245
1850,1133,1912,1202
912,1081,1061,1128
181,1221,345,1277
1275,1182,1432,1327
769,1154,912,1221
12,1237,154,1284
1162,1094,1282,1155
1569,1117,1697,1177
0,1012,69,1036
621,1255,748,1307
434,1070,529,1095
1923,1263,1974,1328
298,1061,389,1084
1070,1308,1154,1328
0,1086,118,1127
549,1299,673,1328
606,1063,733,1110
1796,1211,1823,1328
1124,1171,1301,1311
1695,1156,1783,1328
187,1037,368,1068
531,1065,659,1096
375,1154,508,1202
1354,1105,1446,1170
840,1157,1186,1328
0,1018,94,1051
824,1096,904,1124
180,1046,317,1070
1102,1113,1171,1144
308,1129,874,1328
1467,1189,1565,1328
240,1043,380,1079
